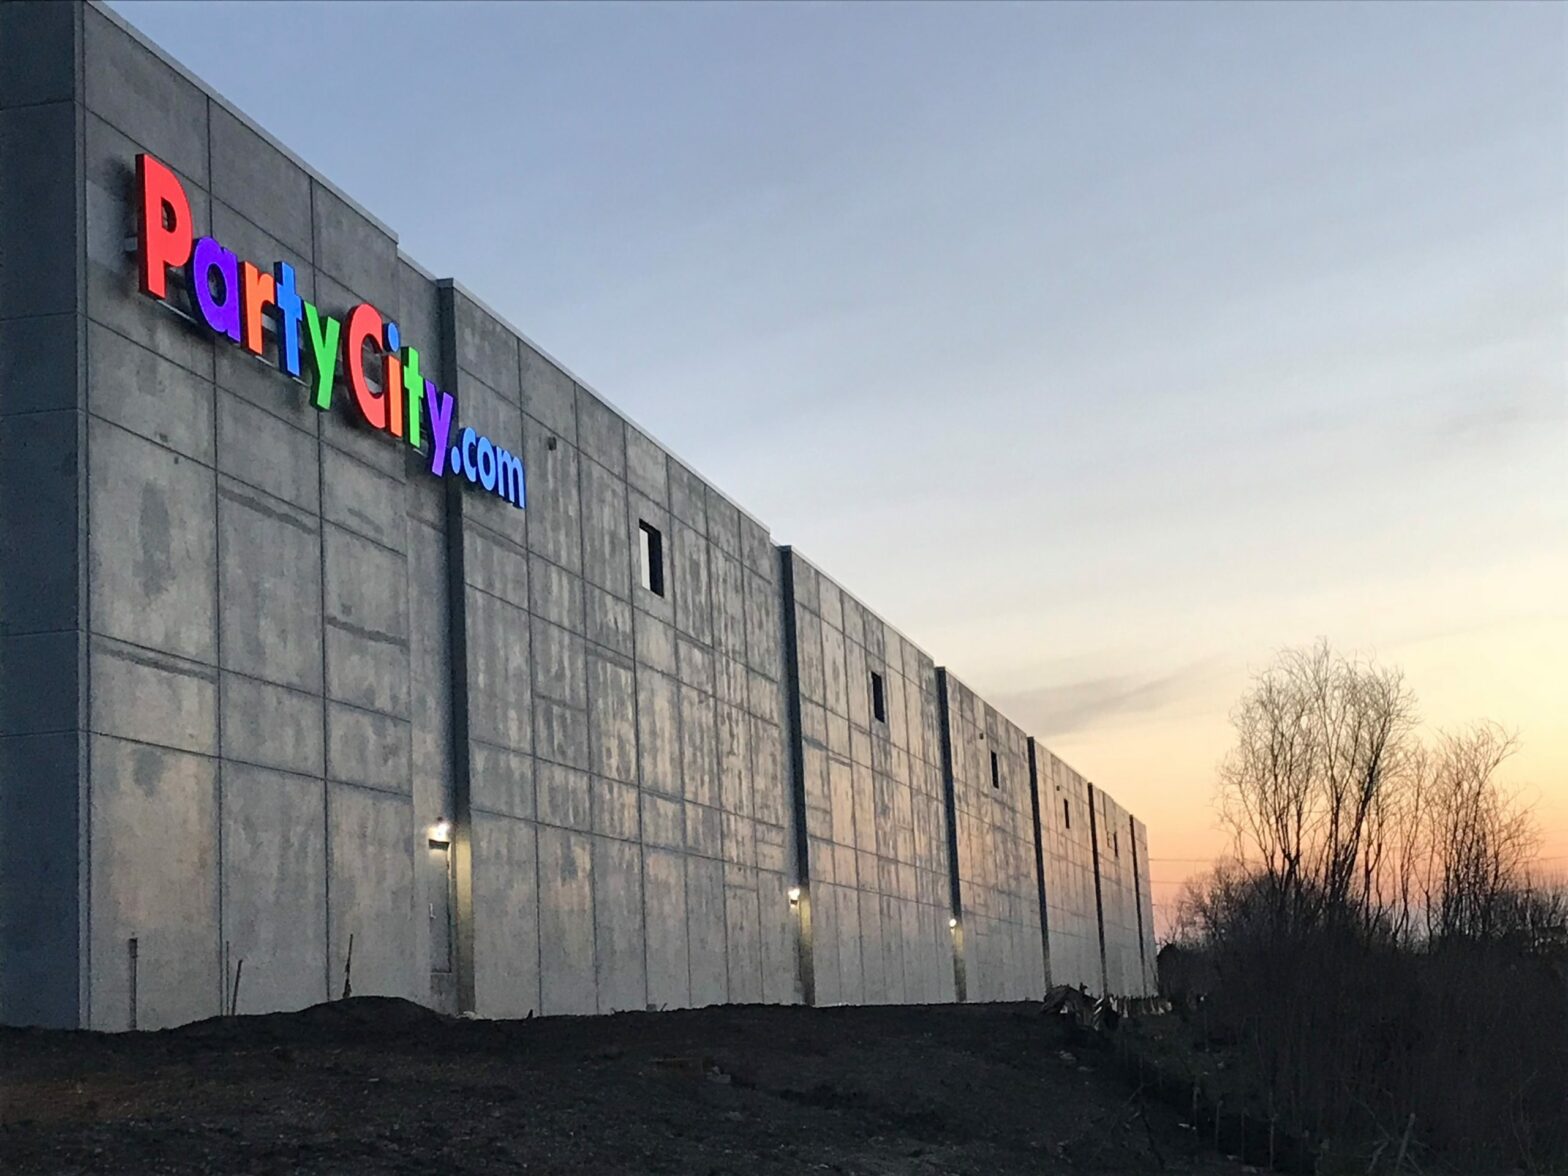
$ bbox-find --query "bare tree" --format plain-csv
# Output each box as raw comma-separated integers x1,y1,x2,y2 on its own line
1424,723,1533,942
1181,644,1567,1170
1218,639,1419,934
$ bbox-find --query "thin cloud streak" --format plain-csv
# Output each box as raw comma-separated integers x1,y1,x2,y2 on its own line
992,659,1229,741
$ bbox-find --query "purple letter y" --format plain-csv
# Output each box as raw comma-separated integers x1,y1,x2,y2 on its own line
425,382,455,476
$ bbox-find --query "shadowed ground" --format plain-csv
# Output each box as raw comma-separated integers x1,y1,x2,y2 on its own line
0,998,1253,1174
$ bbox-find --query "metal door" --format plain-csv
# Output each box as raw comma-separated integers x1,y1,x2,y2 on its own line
426,838,454,975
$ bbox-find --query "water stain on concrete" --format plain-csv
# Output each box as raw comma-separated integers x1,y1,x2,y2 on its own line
135,484,173,597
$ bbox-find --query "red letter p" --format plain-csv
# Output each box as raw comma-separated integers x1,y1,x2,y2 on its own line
136,153,192,300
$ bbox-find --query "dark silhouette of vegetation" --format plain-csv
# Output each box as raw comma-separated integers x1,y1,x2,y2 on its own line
1169,641,1567,1173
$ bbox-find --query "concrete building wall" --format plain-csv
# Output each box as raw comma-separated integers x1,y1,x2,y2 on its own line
0,0,1162,1027
73,1,454,1025
1131,816,1158,994
0,0,88,1031
1090,786,1152,997
60,1,806,1026
785,552,955,1007
941,673,1046,1002
1037,751,1101,992
451,301,801,1017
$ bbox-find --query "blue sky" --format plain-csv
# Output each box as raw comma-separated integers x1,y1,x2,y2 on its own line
110,1,1567,903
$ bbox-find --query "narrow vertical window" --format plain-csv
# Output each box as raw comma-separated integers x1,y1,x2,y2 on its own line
870,670,886,723
638,520,664,596
1113,831,1119,859
1063,798,1071,829
990,750,1000,790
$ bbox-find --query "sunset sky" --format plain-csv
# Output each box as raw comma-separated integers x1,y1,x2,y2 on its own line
113,1,1566,935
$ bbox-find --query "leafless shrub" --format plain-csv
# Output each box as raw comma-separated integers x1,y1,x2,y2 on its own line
1183,642,1567,1171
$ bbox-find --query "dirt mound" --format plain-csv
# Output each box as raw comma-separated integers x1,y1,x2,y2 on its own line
173,995,453,1045
0,1000,1257,1175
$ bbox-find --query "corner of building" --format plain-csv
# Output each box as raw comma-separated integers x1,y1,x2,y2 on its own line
0,0,88,1029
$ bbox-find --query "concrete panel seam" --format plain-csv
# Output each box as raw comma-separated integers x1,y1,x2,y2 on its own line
573,379,631,1010
320,513,410,564
437,283,478,1014
86,410,214,472
776,548,814,1006
206,91,227,1021
74,0,90,1027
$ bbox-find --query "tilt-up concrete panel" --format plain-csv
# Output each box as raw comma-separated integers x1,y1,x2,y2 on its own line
520,341,577,444
220,763,329,1013
326,782,418,1002
322,522,411,720
87,418,216,665
592,834,648,1012
644,846,692,1010
82,118,213,381
214,390,321,514
1,6,89,1030
523,427,583,575
587,648,638,785
686,854,729,1006
0,1,77,110
0,732,80,1027
469,811,541,1018
1131,817,1158,994
0,409,80,640
218,482,324,695
207,103,313,258
537,824,597,1015
1090,785,1151,997
724,866,765,1005
784,550,955,1007
82,4,209,186
1037,750,1101,992
89,636,215,758
88,735,219,1030
86,320,214,465
941,671,1047,1003
0,102,78,322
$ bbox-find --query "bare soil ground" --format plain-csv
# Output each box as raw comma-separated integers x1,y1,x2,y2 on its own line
0,997,1258,1175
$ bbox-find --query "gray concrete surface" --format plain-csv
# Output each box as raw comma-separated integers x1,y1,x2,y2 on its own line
0,0,87,1031
942,672,1048,1002
1090,786,1146,997
1038,751,1104,993
784,551,957,1007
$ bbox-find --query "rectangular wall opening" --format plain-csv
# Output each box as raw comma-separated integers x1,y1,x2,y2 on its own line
990,750,1001,789
870,670,886,723
1063,797,1071,829
638,520,664,596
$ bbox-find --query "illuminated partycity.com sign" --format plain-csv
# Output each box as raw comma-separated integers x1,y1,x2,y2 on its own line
134,153,524,509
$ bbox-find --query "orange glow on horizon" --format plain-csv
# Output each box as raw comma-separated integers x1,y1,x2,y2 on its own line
985,617,1568,942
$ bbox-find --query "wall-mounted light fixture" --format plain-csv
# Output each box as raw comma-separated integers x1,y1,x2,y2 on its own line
430,819,452,844
948,917,959,929
787,886,802,905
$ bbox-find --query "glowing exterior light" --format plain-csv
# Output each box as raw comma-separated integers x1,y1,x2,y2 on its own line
787,887,802,904
430,820,452,843
948,917,959,929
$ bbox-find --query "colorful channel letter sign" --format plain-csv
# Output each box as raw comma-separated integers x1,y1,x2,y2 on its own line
134,153,524,509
